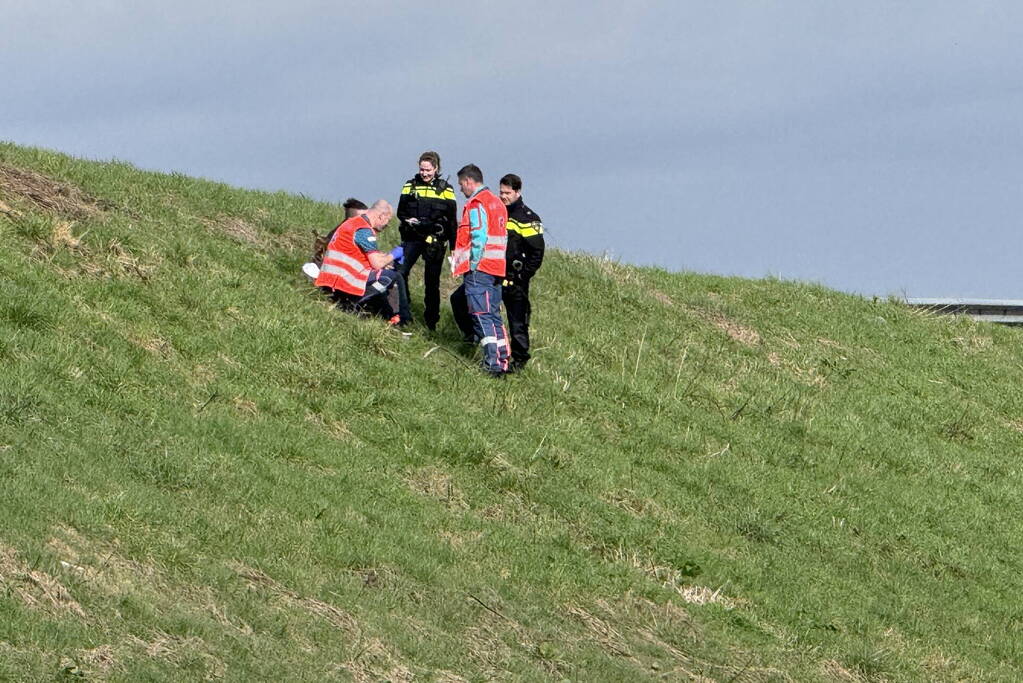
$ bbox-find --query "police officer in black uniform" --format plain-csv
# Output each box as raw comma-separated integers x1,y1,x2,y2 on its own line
498,173,545,371
396,151,457,331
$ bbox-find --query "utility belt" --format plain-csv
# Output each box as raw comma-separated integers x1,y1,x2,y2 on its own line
502,259,527,287
423,234,447,259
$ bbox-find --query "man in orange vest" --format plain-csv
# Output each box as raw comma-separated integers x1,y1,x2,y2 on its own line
315,200,410,324
449,164,511,376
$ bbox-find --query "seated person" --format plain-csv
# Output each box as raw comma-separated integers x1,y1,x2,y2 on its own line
314,200,410,325
305,197,369,279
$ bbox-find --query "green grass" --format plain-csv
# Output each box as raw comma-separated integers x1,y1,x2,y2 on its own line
2,140,1022,681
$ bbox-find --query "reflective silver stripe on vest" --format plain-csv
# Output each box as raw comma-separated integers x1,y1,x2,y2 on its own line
320,263,367,289
481,234,506,261
324,249,370,275
451,248,470,269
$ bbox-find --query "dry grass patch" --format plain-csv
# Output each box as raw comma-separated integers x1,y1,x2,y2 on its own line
47,526,250,646
33,221,158,281
821,658,867,681
767,351,828,388
230,562,359,633
601,545,741,610
687,306,762,346
566,596,775,681
107,238,156,280
344,565,397,590
0,197,22,218
48,526,158,585
651,289,675,307
590,253,641,286
232,395,258,416
603,488,666,519
463,622,515,677
439,530,482,549
405,466,469,510
71,644,118,677
231,560,419,680
127,632,226,678
0,164,107,218
465,604,572,679
566,605,634,659
334,637,415,683
49,219,84,250
203,214,265,247
951,333,993,354
477,492,544,525
0,540,86,619
130,333,176,357
305,411,355,441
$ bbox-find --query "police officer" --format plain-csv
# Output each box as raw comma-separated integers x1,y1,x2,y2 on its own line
498,174,545,371
396,151,457,331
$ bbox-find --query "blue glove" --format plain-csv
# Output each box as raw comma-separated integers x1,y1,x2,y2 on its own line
390,246,404,264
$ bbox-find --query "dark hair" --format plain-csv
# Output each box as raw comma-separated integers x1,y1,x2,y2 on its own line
342,197,367,218
419,151,441,173
499,174,522,192
457,164,483,183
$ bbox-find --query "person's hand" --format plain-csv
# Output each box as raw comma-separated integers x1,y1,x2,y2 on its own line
390,246,404,264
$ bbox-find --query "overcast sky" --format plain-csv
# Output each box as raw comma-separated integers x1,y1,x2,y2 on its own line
4,2,1021,297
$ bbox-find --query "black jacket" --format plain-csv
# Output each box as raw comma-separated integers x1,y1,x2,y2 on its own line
396,175,457,247
505,197,545,282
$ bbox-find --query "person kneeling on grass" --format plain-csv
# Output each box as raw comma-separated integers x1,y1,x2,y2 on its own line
304,197,412,322
310,197,368,271
314,200,411,325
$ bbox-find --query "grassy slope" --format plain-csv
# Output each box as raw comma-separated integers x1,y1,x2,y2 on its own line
1,142,1021,681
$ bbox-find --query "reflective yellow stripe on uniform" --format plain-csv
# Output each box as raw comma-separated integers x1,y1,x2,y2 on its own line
401,184,455,200
508,219,543,237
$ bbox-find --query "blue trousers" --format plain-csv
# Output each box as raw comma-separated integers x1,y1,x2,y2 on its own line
333,268,411,323
451,270,510,373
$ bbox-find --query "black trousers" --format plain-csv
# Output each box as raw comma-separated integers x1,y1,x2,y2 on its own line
503,278,532,365
450,284,476,343
398,239,445,329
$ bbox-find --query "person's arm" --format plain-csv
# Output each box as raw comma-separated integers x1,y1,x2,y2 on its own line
396,182,415,242
367,251,394,270
468,202,488,265
441,185,458,249
354,228,396,269
396,183,414,222
522,231,545,279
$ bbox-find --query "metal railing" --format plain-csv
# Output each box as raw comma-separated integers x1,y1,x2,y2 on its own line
905,298,1023,325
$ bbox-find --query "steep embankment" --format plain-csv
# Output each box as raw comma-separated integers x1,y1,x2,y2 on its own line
1,142,1021,680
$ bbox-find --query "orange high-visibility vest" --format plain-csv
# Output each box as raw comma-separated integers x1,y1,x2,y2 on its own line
315,215,374,295
452,187,507,278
